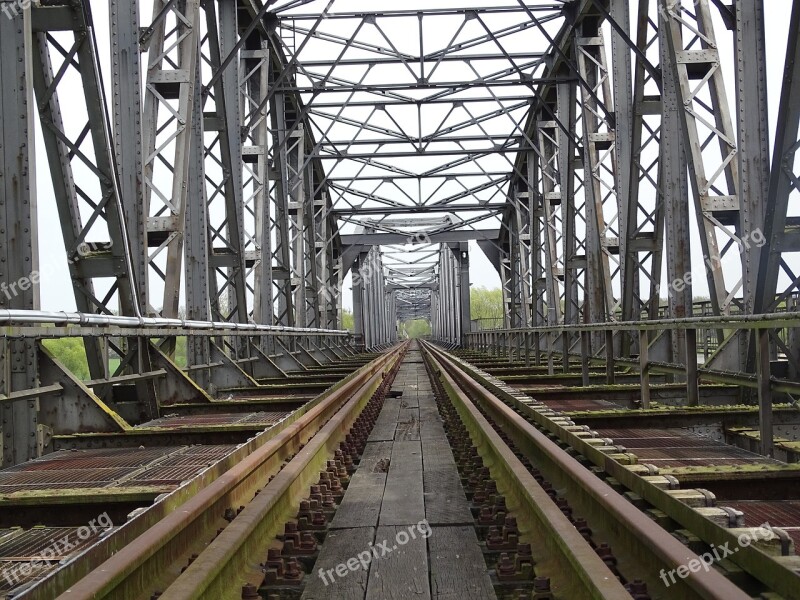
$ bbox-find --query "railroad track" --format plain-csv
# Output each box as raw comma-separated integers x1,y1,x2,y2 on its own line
1,344,407,599
424,342,800,599
3,341,800,599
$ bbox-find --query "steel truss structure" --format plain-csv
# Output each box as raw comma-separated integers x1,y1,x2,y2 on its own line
1,0,799,464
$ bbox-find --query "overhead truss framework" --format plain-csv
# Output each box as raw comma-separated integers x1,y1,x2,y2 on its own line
6,0,797,347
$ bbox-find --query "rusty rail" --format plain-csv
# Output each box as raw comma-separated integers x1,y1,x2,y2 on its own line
422,341,752,600
17,343,406,600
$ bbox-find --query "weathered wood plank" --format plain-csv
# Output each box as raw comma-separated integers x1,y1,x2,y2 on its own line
380,441,424,525
365,525,431,600
331,443,392,529
368,398,402,442
424,468,473,525
301,527,375,600
429,526,497,600
421,436,456,471
395,408,420,441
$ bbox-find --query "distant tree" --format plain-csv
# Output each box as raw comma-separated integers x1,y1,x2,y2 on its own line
400,319,431,338
341,309,355,331
470,287,504,321
42,338,90,380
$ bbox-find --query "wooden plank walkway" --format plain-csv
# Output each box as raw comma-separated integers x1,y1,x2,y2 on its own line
303,345,495,600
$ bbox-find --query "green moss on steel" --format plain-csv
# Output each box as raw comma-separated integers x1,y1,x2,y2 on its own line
0,487,166,505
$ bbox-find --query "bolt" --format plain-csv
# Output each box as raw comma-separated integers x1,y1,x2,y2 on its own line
626,579,651,600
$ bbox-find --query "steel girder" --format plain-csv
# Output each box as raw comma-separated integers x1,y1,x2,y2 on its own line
535,130,564,327
753,0,800,376
557,82,584,355
142,0,201,319
662,1,742,324
241,38,274,329
29,0,140,382
262,2,572,334
352,247,394,349
576,21,620,327
620,0,665,337
199,0,249,327
0,8,39,466
497,0,769,370
430,244,470,345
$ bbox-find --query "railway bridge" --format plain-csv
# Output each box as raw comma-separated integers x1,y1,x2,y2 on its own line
1,0,800,598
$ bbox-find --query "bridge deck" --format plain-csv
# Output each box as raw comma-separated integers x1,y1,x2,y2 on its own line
302,349,495,600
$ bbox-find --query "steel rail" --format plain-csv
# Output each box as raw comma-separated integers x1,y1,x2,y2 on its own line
17,346,403,600
430,343,800,599
420,343,632,599
422,341,753,600
157,341,408,599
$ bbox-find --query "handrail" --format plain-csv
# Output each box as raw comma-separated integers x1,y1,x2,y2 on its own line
0,309,349,337
466,311,800,334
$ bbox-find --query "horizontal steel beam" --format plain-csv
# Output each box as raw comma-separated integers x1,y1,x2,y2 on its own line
278,78,572,94
290,53,546,67
341,229,499,246
0,310,348,336
465,311,800,334
279,6,563,19
332,204,507,215
309,96,534,108
318,148,529,159
318,135,524,147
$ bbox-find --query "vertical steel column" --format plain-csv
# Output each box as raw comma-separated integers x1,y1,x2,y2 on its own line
270,64,295,328
735,0,769,322
663,0,742,335
609,0,640,359
660,10,692,368
110,0,159,408
111,0,147,310
686,328,700,406
529,143,545,343
756,328,773,456
639,329,651,409
142,0,202,318
289,126,308,328
312,191,339,329
558,81,582,368
535,128,563,328
0,7,39,466
184,68,211,385
621,0,666,349
753,1,800,381
202,0,248,326
605,329,615,384
31,0,139,381
352,251,367,350
576,22,620,325
241,38,274,327
458,243,471,346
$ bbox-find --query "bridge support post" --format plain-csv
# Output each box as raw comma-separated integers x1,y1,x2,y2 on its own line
0,8,39,466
